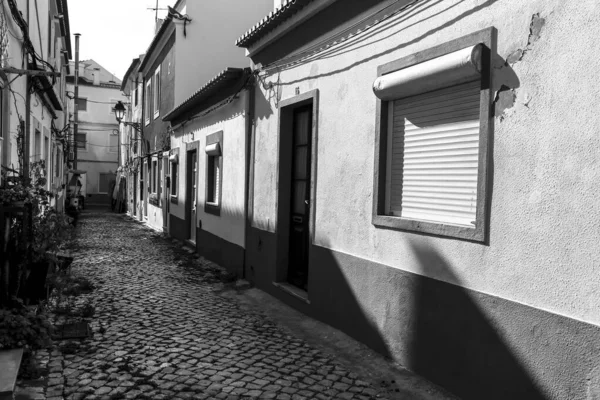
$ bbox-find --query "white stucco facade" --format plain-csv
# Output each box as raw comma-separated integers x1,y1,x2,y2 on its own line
249,0,600,327
67,61,126,205
170,91,248,249
1,0,71,210
238,0,600,397
173,0,272,104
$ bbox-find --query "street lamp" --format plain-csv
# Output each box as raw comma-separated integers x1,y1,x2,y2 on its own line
113,101,141,132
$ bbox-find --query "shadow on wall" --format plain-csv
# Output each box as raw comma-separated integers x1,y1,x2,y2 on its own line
304,238,547,399
406,241,546,399
255,83,274,120
271,0,501,85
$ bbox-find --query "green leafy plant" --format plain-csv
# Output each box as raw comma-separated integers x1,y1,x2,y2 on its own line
0,304,53,353
31,207,73,261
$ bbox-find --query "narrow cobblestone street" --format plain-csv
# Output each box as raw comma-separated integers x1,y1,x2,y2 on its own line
18,210,451,400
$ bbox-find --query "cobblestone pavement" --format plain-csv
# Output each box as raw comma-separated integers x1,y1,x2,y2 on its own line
17,211,443,400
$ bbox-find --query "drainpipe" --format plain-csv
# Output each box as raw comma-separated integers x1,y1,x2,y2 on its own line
24,78,31,179
243,73,256,280
23,0,31,180
73,33,80,170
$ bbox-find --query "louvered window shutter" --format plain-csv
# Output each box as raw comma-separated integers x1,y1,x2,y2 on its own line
388,80,480,226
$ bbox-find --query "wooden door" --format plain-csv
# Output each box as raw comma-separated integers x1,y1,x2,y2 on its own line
287,106,312,290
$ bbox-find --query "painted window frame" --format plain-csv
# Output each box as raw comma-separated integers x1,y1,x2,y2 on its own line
372,28,495,243
170,147,179,203
75,132,87,152
153,66,161,119
76,97,87,112
204,131,223,216
145,79,152,126
108,132,118,153
152,159,158,194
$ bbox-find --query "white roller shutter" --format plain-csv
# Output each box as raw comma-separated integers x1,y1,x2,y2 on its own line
388,80,480,226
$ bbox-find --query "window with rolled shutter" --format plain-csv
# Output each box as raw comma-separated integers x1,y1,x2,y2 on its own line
372,30,493,241
204,131,223,216
387,81,480,226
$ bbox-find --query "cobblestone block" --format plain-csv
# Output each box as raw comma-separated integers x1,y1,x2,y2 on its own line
16,211,435,400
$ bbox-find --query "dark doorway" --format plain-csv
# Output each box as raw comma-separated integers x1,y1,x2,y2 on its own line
163,156,169,231
133,172,137,217
186,150,198,243
287,105,312,290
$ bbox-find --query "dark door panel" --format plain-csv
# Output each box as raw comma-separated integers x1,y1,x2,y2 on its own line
287,106,312,291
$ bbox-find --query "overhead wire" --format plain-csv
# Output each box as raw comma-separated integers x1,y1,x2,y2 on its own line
6,0,57,93
259,0,422,73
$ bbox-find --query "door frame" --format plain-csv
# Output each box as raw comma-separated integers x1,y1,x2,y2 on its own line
143,159,148,220
133,171,137,217
275,89,319,289
162,151,169,231
185,141,200,243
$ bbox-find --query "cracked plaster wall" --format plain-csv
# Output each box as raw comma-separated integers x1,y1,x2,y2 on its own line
251,0,600,327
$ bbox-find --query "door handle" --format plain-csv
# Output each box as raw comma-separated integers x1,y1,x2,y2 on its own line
292,216,303,223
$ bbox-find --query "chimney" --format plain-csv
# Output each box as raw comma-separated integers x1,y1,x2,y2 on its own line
93,68,101,85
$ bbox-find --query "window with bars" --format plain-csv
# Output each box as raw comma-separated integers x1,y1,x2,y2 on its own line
205,131,223,216
372,30,493,242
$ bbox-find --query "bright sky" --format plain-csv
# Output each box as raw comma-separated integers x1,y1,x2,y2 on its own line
68,0,173,81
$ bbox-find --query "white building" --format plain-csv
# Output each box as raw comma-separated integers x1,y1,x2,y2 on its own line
0,0,72,210
66,59,127,206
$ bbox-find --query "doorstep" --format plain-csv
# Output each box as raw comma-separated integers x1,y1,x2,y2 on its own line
272,281,310,304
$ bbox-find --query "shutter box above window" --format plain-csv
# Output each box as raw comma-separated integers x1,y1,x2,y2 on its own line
373,44,483,101
205,142,221,156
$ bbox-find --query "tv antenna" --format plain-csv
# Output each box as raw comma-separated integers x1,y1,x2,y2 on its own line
148,0,168,23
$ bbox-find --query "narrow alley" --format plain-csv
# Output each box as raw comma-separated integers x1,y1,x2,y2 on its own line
23,210,452,400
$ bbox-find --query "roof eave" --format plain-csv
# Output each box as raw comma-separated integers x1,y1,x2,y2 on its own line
57,0,72,59
139,16,174,71
235,0,317,48
121,58,141,91
163,68,250,124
